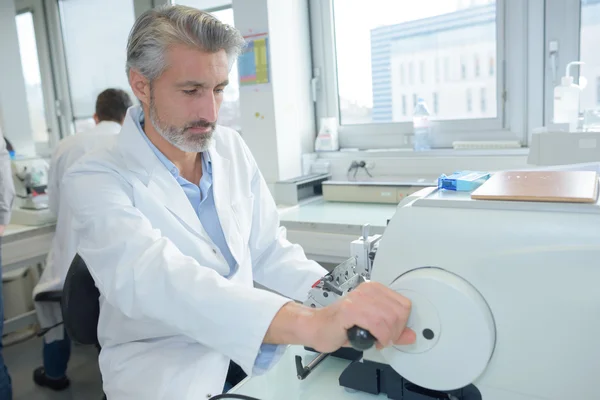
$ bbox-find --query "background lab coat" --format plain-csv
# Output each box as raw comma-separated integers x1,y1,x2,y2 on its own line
61,107,327,399
33,121,122,342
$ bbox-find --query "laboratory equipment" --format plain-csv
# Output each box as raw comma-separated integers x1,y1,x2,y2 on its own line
528,130,600,166
301,175,600,399
437,171,491,191
553,61,586,131
274,173,331,206
322,180,433,204
413,98,431,151
10,158,56,226
314,117,339,152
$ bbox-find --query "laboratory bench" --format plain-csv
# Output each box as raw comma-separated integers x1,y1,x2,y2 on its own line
2,223,55,335
278,198,398,265
230,345,384,399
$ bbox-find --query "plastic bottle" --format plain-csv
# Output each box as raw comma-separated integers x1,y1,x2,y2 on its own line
413,98,431,151
553,61,586,131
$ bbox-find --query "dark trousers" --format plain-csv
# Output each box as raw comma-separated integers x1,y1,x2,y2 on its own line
42,329,71,378
0,237,13,399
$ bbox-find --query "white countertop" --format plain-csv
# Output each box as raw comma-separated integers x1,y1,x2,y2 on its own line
278,198,397,235
230,346,385,399
3,223,56,243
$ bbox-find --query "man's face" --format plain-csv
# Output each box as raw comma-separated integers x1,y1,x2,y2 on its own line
147,44,229,152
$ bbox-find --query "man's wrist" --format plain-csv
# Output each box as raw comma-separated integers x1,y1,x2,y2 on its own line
264,301,322,348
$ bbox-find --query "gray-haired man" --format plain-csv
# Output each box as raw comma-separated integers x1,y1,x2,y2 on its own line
62,5,414,399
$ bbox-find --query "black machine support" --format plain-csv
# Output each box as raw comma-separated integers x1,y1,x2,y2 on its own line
338,359,483,400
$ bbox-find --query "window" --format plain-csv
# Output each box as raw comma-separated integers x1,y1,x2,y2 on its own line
481,87,487,113
15,11,49,146
402,95,407,116
474,55,480,77
435,58,440,83
400,64,405,85
59,0,136,130
466,89,472,113
310,0,527,148
579,0,600,114
433,92,439,115
444,57,450,82
489,56,495,76
460,56,467,80
419,61,425,84
412,93,418,108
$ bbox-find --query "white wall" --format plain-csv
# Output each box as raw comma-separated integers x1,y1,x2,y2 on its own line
268,0,315,180
0,0,36,156
233,0,315,187
176,0,231,9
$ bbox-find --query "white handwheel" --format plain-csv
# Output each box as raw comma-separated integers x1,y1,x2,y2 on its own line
380,267,496,391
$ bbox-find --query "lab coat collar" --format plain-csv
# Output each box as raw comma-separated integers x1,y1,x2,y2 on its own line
95,120,122,135
117,106,231,242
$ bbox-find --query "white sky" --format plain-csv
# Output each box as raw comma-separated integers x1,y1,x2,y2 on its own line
334,0,495,107
16,12,42,85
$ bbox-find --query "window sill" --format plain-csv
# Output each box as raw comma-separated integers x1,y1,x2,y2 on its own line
311,148,531,181
316,147,530,159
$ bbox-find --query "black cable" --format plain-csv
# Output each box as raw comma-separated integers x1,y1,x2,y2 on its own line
37,321,64,337
208,395,263,400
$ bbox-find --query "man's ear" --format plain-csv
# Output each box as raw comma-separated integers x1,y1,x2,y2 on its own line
93,113,99,124
129,69,151,106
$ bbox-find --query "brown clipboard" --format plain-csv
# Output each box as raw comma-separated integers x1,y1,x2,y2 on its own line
470,170,599,203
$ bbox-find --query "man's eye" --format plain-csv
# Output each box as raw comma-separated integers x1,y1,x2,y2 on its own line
215,88,225,94
183,89,197,95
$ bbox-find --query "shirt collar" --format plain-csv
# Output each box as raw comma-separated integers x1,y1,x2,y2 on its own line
136,110,212,179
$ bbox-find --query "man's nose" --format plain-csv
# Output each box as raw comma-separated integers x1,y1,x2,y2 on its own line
197,93,218,122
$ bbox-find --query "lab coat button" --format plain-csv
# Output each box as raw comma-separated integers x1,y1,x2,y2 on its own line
212,248,217,254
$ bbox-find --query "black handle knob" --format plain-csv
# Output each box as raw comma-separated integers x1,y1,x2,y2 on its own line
347,326,375,351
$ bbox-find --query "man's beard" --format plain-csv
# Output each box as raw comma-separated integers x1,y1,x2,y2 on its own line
148,86,216,153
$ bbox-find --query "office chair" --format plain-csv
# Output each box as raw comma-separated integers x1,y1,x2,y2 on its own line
61,253,100,346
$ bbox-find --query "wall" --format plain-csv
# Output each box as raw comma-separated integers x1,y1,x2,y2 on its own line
176,0,231,9
316,150,530,182
233,0,315,188
0,0,36,156
268,0,315,180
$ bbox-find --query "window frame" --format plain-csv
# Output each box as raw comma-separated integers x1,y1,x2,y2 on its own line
309,0,535,149
15,0,62,154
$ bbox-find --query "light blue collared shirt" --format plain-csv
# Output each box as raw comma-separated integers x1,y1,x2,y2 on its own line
134,112,282,377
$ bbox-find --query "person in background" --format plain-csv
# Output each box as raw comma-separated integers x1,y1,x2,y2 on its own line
32,88,133,391
0,130,15,399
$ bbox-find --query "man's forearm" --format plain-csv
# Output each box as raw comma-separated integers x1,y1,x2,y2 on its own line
263,302,321,348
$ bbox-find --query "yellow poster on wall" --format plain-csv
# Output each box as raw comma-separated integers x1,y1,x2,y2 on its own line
239,33,270,86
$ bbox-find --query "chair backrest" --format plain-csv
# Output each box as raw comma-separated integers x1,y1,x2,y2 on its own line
61,254,100,345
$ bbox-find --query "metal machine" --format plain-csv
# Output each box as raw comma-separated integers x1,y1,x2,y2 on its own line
298,182,600,400
10,158,56,226
528,130,600,166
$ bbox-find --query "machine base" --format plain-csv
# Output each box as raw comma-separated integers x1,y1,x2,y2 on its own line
339,359,482,400
304,346,363,361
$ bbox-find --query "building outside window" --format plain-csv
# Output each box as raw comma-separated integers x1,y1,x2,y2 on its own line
466,88,472,112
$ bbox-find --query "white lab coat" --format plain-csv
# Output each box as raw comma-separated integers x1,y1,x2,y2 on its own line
33,121,122,342
61,106,326,399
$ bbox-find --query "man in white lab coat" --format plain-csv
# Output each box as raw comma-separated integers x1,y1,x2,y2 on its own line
62,5,415,399
32,88,132,391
